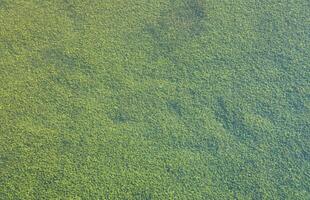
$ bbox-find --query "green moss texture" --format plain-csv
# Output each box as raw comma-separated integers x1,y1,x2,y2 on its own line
0,0,309,199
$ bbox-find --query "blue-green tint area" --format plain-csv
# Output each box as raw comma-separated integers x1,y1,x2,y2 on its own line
0,0,309,199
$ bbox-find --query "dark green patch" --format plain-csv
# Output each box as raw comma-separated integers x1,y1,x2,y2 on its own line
176,0,206,21
206,136,220,155
109,110,131,124
167,100,183,116
0,0,8,9
42,49,94,74
60,0,85,29
214,97,257,143
286,88,308,113
133,190,153,200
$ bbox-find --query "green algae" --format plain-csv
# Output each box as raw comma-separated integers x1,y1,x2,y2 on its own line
0,0,309,199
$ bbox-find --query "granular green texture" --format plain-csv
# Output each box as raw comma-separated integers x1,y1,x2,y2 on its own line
0,0,309,199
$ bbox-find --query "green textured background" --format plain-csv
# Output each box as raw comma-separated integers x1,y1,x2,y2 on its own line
0,0,309,199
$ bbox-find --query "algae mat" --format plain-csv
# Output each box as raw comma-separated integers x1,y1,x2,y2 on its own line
0,0,309,199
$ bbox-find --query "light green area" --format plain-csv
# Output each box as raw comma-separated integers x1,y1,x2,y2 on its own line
0,0,309,199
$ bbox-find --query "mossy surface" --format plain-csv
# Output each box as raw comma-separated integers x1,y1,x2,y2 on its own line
0,0,309,199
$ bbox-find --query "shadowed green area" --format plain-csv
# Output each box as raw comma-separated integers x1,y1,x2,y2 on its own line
0,0,309,199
